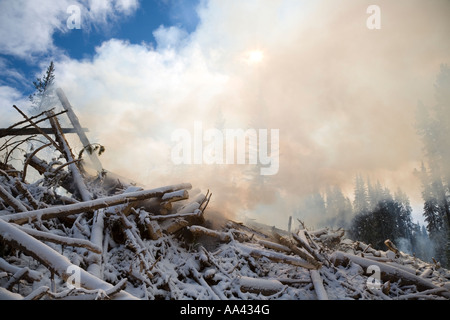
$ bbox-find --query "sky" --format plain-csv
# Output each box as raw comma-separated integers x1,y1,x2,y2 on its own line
1,0,450,229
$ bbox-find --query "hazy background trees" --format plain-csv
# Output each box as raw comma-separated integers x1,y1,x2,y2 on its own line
415,64,450,267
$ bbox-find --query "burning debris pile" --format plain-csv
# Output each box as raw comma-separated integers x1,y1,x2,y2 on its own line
0,89,449,300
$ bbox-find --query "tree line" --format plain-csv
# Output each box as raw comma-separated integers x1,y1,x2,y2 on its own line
295,65,450,267
295,177,432,263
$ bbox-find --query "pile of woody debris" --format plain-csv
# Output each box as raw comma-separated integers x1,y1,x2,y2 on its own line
0,89,449,300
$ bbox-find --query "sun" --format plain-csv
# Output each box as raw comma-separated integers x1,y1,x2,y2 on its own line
246,50,264,64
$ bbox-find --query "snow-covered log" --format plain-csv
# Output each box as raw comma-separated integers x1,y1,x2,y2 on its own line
310,270,328,300
86,210,105,278
15,224,101,253
161,218,190,234
188,225,232,242
256,239,292,253
236,243,318,269
0,183,192,225
239,276,285,296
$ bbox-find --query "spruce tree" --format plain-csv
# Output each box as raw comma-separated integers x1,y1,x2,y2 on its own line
29,61,56,113
353,174,369,214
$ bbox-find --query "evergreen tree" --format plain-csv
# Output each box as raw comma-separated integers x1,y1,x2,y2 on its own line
349,181,417,254
324,186,353,229
394,188,414,242
353,174,369,214
367,178,384,210
29,61,56,114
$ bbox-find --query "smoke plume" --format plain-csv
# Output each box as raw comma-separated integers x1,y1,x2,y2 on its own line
51,0,450,228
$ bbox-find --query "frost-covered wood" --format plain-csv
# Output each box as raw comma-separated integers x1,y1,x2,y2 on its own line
47,110,92,202
239,276,285,296
15,224,101,253
56,88,103,173
188,225,232,242
236,243,318,269
0,184,28,212
310,270,328,300
272,232,321,269
0,183,192,225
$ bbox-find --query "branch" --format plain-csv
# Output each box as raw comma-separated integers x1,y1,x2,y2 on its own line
0,184,28,212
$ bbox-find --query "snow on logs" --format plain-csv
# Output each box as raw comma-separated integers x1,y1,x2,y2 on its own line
0,218,139,300
0,183,192,225
1,103,450,300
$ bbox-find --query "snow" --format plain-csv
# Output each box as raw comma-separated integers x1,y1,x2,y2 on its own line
0,172,448,300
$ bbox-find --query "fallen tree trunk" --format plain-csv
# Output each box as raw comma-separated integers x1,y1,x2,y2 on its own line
0,218,138,300
236,243,318,269
0,183,192,225
310,270,328,300
188,225,232,242
239,276,285,296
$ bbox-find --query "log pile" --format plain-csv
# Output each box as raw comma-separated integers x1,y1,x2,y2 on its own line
0,93,449,300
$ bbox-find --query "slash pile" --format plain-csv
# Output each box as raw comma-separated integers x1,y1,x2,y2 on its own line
0,91,449,300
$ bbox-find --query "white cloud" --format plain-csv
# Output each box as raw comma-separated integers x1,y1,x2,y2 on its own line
0,0,140,59
0,86,31,127
0,0,67,58
153,25,189,50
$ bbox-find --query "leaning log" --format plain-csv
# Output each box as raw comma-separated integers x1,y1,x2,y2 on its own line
56,88,103,173
47,110,92,202
273,232,322,269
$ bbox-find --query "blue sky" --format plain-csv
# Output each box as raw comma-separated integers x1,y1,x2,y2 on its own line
53,0,200,58
0,0,200,96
